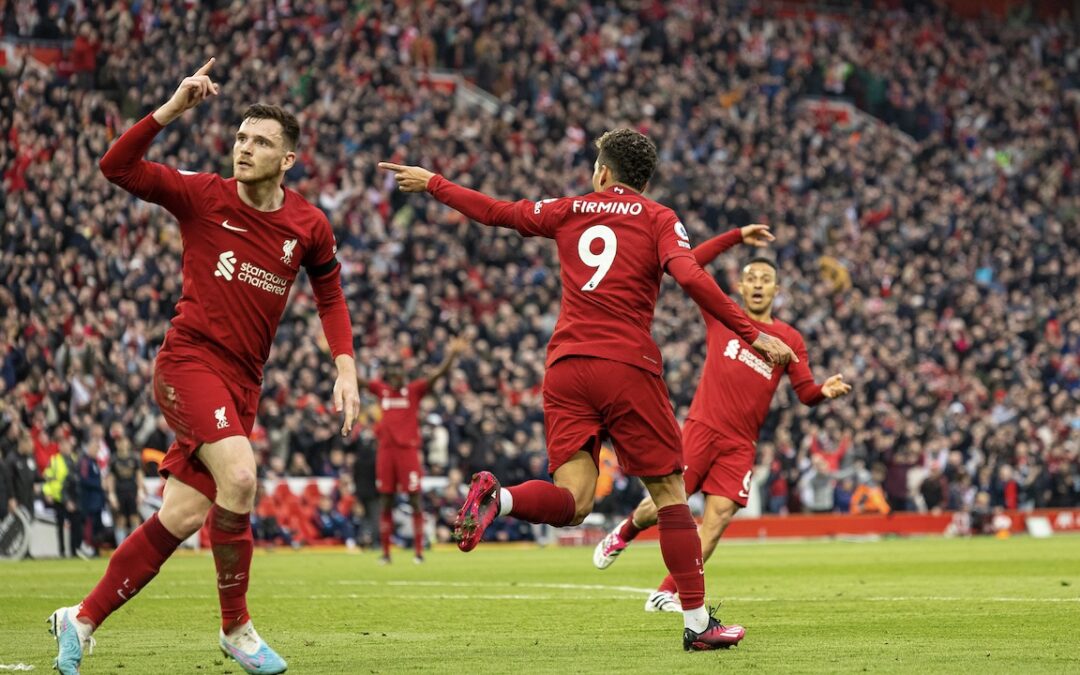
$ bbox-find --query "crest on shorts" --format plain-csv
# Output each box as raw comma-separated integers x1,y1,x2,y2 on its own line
215,406,229,430
281,238,298,266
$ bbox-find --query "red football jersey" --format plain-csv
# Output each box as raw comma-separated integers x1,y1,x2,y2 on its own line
101,115,345,385
429,177,740,375
688,314,824,444
368,379,429,449
685,229,826,443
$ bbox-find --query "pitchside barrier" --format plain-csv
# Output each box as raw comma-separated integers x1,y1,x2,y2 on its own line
9,476,1079,559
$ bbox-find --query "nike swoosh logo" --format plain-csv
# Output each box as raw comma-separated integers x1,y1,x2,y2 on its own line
218,582,242,589
221,220,248,232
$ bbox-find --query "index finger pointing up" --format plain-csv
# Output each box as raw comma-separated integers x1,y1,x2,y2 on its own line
193,57,215,76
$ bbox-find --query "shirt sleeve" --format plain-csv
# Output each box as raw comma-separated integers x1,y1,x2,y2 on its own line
410,379,430,401
655,212,696,268
98,114,204,220
666,256,760,344
302,212,339,273
786,330,826,406
303,213,352,360
367,380,385,397
693,229,744,267
426,174,560,238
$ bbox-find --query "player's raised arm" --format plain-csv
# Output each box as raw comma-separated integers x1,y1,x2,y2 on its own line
426,337,467,387
377,162,555,237
666,255,797,366
693,225,774,268
99,58,219,210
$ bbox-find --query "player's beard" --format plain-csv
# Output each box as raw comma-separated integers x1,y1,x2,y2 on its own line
234,161,279,185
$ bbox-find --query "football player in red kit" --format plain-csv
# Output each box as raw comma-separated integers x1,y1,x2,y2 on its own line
593,227,852,615
48,59,360,675
361,337,465,564
380,129,796,651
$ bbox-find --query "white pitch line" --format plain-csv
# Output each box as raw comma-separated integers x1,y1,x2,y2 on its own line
333,580,658,594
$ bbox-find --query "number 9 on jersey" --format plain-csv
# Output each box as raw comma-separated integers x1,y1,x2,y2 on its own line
578,225,618,292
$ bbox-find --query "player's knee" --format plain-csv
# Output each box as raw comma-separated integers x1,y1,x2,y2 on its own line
223,465,257,504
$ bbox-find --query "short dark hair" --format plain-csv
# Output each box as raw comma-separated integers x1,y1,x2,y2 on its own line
594,129,657,192
743,257,779,274
242,103,299,150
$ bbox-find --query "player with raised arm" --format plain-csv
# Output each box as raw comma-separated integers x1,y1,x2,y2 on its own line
379,129,797,651
48,59,360,675
360,337,466,564
592,227,852,615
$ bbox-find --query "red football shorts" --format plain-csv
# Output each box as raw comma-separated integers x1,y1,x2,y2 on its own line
376,447,423,494
153,350,259,501
681,418,755,507
543,357,682,477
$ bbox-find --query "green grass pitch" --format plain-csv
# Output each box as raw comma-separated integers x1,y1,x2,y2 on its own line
2,535,1078,673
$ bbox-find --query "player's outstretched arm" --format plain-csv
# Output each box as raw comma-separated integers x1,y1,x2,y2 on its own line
667,256,797,366
786,333,852,405
378,163,550,235
426,337,467,387
693,224,774,268
99,58,219,206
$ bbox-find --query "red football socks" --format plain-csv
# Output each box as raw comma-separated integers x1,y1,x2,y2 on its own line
657,504,705,611
619,512,643,542
412,511,424,557
209,504,253,634
78,513,183,627
507,481,576,526
380,509,393,558
657,574,678,595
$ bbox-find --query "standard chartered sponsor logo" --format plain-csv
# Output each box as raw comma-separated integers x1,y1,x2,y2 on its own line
213,251,288,295
214,251,237,280
238,262,288,295
724,338,772,379
724,338,740,360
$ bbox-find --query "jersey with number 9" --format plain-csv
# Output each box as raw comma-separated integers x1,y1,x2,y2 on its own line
510,184,695,376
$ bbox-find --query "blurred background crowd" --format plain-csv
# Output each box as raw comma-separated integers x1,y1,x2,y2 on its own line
2,0,1079,553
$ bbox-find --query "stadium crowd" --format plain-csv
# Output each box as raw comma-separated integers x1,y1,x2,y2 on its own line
2,0,1079,552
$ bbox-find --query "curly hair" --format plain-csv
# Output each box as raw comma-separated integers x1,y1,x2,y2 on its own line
594,128,658,192
242,103,300,150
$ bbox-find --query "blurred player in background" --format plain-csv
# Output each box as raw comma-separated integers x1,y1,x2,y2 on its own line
48,59,359,675
360,337,465,564
593,227,852,615
380,129,796,651
106,437,144,546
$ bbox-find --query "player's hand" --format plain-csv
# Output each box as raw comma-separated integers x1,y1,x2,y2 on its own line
449,336,468,355
751,332,799,366
378,162,435,192
155,58,219,124
821,374,852,399
333,369,361,437
741,224,775,247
